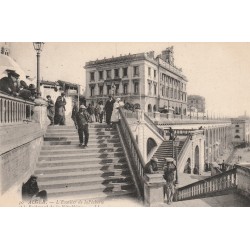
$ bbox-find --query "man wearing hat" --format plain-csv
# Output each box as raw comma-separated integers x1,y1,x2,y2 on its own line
0,70,20,96
163,157,177,204
54,92,67,125
76,105,91,147
104,95,115,125
144,157,159,174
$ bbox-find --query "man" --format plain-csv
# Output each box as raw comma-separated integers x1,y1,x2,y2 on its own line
54,92,67,125
144,157,159,174
163,157,177,204
0,70,20,96
46,95,55,125
22,175,47,202
104,95,115,125
76,105,91,147
71,100,78,129
169,127,174,140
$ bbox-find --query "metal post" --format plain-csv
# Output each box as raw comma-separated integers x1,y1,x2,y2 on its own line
36,52,40,93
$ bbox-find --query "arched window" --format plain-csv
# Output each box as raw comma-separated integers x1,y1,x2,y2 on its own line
148,104,152,112
234,135,240,139
235,130,239,133
235,125,239,127
153,105,157,112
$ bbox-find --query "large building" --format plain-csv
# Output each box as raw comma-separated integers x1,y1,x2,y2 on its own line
231,118,250,146
84,47,188,114
187,95,206,113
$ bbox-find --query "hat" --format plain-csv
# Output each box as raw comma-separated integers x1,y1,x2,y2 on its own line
30,175,37,180
151,157,158,163
116,98,121,102
61,92,65,96
165,157,174,163
7,70,20,78
80,105,86,109
28,84,36,90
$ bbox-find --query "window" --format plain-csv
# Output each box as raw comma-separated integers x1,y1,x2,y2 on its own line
90,86,95,96
107,85,111,95
134,81,139,94
115,84,119,95
106,70,111,79
133,66,139,76
162,87,164,96
154,70,156,78
148,67,151,76
235,125,239,127
123,84,128,94
235,130,239,133
123,67,128,77
90,72,95,81
114,69,119,78
99,71,103,80
99,86,103,95
235,135,240,139
148,82,151,95
154,84,157,95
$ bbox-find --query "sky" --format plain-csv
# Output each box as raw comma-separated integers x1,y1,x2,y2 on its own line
7,42,250,117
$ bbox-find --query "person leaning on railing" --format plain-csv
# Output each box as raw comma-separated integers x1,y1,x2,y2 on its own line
0,70,20,96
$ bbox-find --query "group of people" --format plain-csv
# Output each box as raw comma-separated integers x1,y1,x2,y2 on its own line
0,70,39,102
145,157,177,205
46,92,67,126
72,96,124,148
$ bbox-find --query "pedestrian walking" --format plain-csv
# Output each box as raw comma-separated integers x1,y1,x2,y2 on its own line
163,157,177,204
104,95,115,125
54,92,67,125
99,101,104,123
76,105,91,148
87,103,95,123
169,127,175,140
46,95,55,125
71,100,78,129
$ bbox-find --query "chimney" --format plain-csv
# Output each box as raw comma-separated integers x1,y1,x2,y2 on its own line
161,46,174,65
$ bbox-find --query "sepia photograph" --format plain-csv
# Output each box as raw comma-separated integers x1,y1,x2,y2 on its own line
0,42,250,207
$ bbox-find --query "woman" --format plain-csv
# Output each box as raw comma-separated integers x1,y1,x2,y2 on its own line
111,98,124,125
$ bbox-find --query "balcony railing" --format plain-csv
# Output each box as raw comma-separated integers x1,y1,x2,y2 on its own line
0,91,35,125
177,167,237,201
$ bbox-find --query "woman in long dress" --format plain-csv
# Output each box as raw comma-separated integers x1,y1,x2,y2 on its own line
111,98,124,125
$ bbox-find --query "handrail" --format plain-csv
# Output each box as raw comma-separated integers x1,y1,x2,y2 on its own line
118,108,146,198
144,112,165,138
177,167,237,201
0,91,35,125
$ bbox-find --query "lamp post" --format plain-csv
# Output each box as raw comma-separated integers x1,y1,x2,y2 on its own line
173,137,180,184
33,42,45,94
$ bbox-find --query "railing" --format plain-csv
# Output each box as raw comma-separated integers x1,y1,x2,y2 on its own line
177,167,237,201
144,113,165,138
0,91,35,125
118,108,146,198
123,109,138,119
177,135,191,162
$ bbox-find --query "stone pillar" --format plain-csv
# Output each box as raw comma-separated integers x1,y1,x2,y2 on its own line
144,174,166,207
33,99,48,131
135,109,144,122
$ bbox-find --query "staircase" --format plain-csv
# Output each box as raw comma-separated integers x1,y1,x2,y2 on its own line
34,123,137,200
153,140,185,169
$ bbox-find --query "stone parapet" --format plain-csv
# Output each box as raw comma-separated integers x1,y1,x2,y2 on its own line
144,173,165,206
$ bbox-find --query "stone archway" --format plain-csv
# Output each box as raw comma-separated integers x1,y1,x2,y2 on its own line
153,105,157,112
194,145,199,174
147,138,157,157
148,104,152,112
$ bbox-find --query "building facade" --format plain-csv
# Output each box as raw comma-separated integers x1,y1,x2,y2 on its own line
231,118,250,146
187,95,206,113
84,47,188,114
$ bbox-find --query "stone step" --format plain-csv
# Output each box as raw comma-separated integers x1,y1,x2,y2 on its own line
44,135,118,140
38,152,124,161
39,147,123,155
41,142,122,150
37,157,127,167
46,187,136,199
43,138,120,145
45,131,118,136
36,169,130,181
38,178,134,191
35,163,128,174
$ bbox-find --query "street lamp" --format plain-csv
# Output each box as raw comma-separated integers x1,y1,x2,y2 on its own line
173,137,180,184
33,42,45,93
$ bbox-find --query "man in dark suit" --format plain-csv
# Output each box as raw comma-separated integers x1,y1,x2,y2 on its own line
104,95,115,125
0,70,20,95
